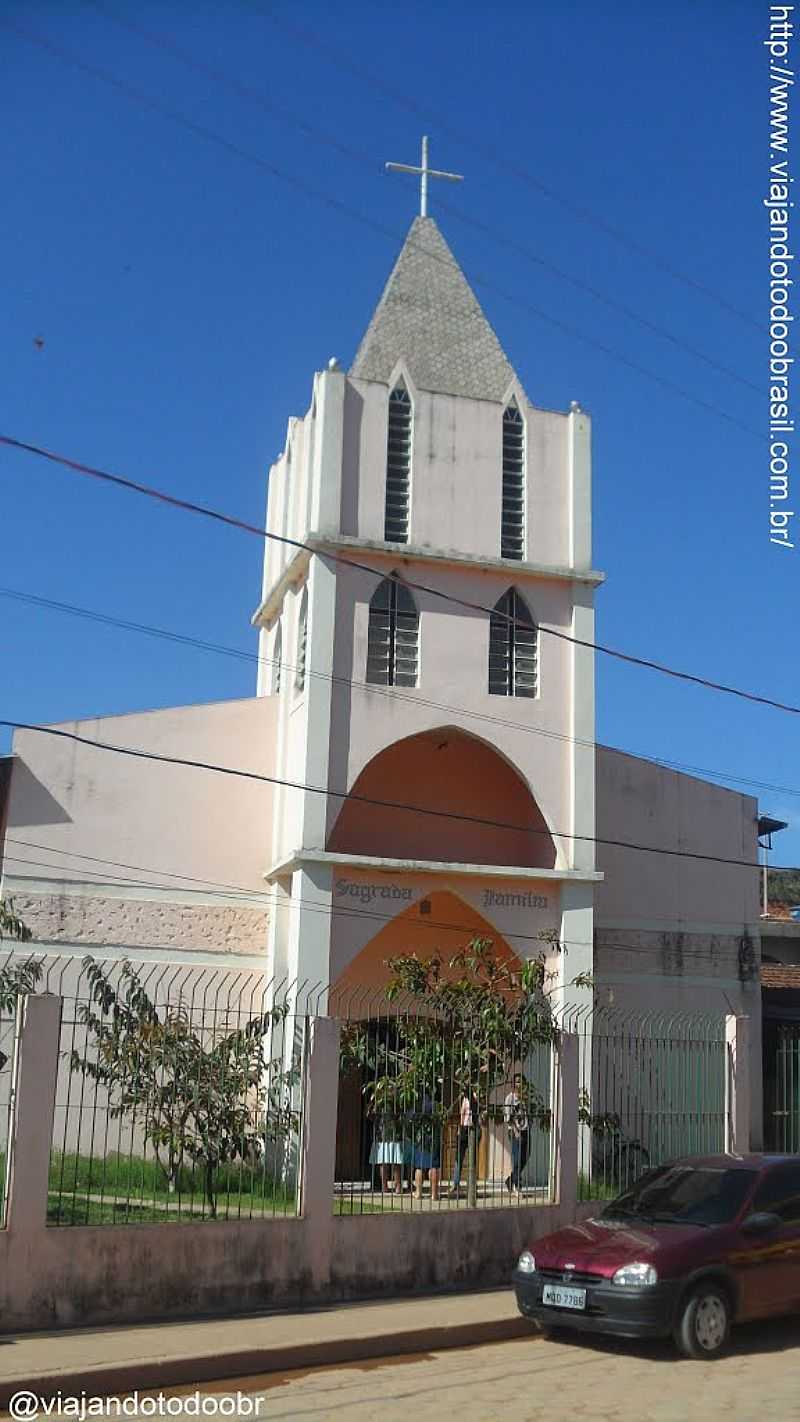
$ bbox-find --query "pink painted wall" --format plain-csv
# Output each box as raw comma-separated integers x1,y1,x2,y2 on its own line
346,378,572,568
2,698,277,927
326,560,575,868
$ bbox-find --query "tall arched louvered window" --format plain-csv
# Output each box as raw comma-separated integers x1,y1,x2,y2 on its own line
272,622,283,694
488,589,538,698
295,588,308,692
501,401,525,560
385,385,412,543
367,574,419,687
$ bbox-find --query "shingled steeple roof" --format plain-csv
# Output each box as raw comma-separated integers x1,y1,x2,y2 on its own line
350,217,524,401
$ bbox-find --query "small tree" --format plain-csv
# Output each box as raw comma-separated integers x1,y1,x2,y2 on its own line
0,900,41,1069
341,936,594,1205
71,957,300,1217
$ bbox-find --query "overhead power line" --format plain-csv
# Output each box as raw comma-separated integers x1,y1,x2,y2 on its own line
0,716,791,871
86,0,758,396
255,4,764,335
3,837,767,964
2,18,764,440
3,431,798,717
3,582,798,802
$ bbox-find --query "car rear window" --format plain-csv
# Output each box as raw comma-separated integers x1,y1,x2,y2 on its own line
602,1165,758,1225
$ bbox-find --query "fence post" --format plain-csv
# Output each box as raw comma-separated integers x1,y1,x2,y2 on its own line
6,993,62,1237
552,1032,579,1207
300,1015,340,1290
725,1015,751,1156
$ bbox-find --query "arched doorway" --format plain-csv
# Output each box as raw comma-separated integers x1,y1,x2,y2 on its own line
327,727,557,869
331,890,551,1192
331,887,523,1007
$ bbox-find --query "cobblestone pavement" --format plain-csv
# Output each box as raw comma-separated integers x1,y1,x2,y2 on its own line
166,1317,800,1422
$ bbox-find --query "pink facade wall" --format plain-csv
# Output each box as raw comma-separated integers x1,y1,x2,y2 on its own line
2,698,278,956
345,378,573,567
326,559,575,866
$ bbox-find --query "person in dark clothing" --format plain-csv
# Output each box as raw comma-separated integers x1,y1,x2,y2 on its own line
504,1073,531,1193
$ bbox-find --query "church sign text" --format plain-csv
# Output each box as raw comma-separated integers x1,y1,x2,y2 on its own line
482,889,549,910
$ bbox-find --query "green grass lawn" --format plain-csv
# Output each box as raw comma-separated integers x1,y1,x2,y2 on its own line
47,1150,296,1225
333,1198,387,1215
577,1172,621,1202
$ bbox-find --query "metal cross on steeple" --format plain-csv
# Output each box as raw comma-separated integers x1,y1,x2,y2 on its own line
386,136,464,217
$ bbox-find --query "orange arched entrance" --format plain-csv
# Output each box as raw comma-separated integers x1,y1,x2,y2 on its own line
332,889,527,1185
327,727,557,870
331,887,524,1009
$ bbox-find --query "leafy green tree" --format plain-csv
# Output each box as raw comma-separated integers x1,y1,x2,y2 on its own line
341,936,593,1205
0,900,41,1030
71,956,300,1217
768,869,800,908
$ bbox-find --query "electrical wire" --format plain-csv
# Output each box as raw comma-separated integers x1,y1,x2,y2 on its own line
3,839,765,965
3,582,800,803
1,18,765,442
85,0,759,397
0,716,792,871
254,2,764,335
3,431,797,716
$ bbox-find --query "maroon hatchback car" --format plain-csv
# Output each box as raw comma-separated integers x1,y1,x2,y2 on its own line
514,1155,800,1358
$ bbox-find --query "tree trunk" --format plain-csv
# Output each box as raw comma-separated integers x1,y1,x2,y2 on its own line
205,1162,216,1219
467,1124,477,1208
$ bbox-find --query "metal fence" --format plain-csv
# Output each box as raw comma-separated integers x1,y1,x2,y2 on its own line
43,955,307,1226
764,1023,800,1152
333,992,554,1213
574,1009,728,1199
0,1000,16,1228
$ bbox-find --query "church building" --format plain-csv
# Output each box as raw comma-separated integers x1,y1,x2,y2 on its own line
0,198,764,1111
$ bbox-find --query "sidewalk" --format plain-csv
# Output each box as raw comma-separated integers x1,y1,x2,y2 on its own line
0,1290,530,1407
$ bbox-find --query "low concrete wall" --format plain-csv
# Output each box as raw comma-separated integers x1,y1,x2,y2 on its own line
0,995,751,1335
0,999,593,1333
0,1204,604,1333
0,1218,315,1332
330,1201,597,1300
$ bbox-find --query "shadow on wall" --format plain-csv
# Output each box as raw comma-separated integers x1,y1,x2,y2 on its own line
327,727,556,869
6,761,72,828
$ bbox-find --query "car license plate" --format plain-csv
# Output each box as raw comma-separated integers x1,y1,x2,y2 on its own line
542,1284,586,1310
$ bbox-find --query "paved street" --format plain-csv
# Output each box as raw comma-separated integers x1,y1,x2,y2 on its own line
160,1320,800,1422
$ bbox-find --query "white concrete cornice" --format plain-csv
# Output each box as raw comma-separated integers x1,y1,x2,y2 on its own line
251,535,604,626
250,547,312,628
265,848,603,884
309,534,605,587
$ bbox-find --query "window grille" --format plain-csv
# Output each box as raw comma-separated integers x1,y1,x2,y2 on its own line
295,589,308,692
385,386,412,543
367,575,419,687
488,588,538,697
501,402,525,560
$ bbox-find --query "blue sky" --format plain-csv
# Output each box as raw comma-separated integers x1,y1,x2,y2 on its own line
3,1,798,866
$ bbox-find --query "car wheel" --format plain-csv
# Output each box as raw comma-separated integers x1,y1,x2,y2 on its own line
675,1285,731,1359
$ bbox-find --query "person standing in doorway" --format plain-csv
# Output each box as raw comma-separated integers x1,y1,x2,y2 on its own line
412,1091,442,1202
449,1087,481,1197
504,1073,530,1194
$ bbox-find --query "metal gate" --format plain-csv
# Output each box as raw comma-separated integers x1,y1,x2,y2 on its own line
764,1023,800,1152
